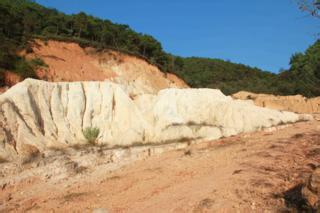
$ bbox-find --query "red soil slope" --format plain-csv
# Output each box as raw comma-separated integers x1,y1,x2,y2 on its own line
2,39,188,94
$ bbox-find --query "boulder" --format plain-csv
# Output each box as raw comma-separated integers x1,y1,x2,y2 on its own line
302,168,320,209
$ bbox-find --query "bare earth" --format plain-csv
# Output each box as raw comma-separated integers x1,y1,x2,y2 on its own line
1,117,320,212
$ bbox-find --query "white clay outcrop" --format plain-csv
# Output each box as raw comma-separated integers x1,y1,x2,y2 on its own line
0,79,311,161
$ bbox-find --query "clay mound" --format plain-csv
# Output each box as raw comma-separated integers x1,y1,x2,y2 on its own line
21,40,188,96
0,79,311,161
233,91,320,114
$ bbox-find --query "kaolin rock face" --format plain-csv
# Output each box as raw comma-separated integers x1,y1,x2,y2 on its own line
0,79,310,161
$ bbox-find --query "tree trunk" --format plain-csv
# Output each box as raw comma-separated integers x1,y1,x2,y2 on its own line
78,27,82,38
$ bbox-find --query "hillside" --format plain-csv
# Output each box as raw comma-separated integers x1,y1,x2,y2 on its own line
171,40,320,97
171,57,278,95
0,39,188,95
0,0,171,81
32,40,186,93
1,1,320,212
1,0,319,97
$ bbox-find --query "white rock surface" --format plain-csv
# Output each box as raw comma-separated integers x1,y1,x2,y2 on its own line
0,79,309,161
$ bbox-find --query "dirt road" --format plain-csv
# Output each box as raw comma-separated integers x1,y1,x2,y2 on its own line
1,118,320,212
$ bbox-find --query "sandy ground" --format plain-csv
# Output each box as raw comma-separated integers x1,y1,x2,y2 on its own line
1,117,320,212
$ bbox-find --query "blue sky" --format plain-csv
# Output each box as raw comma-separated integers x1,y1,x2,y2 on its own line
35,0,319,72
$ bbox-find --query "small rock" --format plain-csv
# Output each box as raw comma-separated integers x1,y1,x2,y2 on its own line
309,168,320,193
92,208,108,213
301,168,320,208
302,187,318,208
6,193,12,201
45,174,52,179
1,183,7,190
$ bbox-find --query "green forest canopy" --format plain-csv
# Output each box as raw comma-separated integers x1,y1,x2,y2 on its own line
0,0,319,97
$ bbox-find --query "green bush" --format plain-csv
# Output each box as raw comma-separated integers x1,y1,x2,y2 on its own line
14,58,37,79
25,46,33,54
30,58,48,68
0,71,5,87
83,127,100,144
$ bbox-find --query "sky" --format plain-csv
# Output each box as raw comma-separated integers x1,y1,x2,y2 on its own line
35,0,319,73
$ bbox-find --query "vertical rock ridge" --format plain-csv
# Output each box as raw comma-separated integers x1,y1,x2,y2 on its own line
5,100,36,136
80,82,87,130
112,92,116,119
48,86,58,139
0,109,17,153
27,88,45,135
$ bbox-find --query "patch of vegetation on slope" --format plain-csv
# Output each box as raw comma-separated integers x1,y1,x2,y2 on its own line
170,57,279,95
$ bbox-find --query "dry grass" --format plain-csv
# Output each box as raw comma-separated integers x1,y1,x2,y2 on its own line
65,160,88,175
20,144,41,164
0,156,8,164
62,192,89,204
193,198,215,212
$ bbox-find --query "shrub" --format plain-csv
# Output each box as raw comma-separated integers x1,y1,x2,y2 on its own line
25,45,33,53
0,71,5,87
83,127,100,144
14,58,37,79
30,58,48,67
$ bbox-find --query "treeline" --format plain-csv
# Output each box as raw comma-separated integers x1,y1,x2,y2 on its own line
279,40,320,97
171,40,320,97
0,0,319,97
170,57,279,95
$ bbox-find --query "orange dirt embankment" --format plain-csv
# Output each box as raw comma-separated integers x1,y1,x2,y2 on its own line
0,71,22,94
2,39,188,94
233,91,320,114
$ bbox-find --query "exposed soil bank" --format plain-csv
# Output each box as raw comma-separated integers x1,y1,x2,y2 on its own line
233,91,320,114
